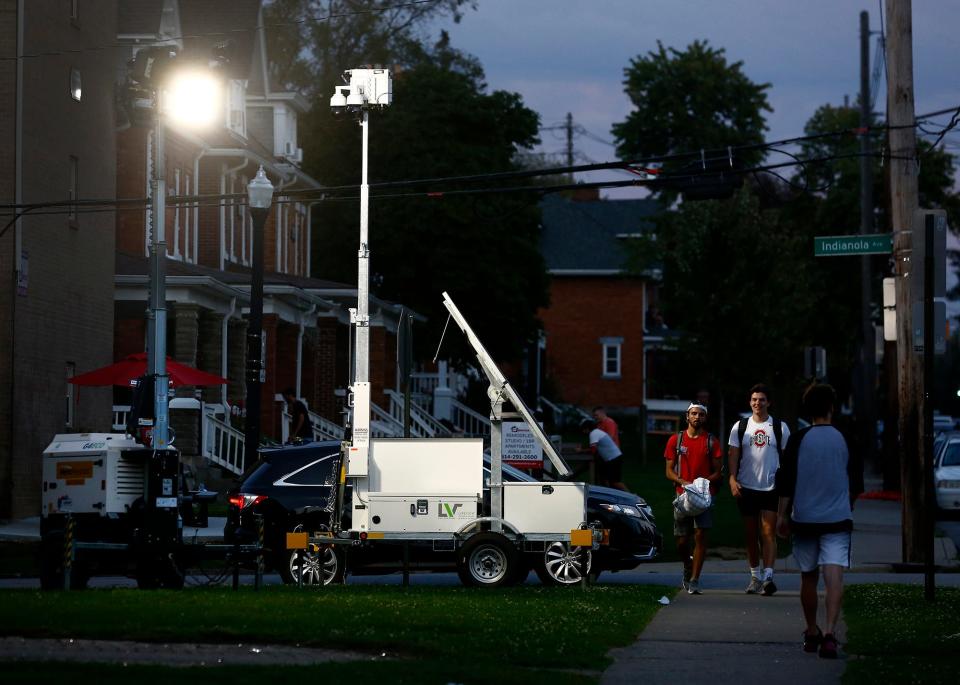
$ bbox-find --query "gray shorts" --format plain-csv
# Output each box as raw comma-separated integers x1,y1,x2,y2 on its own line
673,506,713,537
791,531,852,572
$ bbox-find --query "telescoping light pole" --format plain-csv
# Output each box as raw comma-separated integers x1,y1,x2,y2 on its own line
140,52,221,448
330,68,392,471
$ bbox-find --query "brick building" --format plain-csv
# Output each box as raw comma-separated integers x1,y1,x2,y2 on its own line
0,0,406,518
0,0,119,518
537,191,663,414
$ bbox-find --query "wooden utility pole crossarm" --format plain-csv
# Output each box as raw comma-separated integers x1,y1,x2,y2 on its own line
886,0,922,562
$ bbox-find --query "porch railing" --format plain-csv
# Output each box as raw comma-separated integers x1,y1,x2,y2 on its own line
449,398,491,438
385,389,450,438
203,412,245,475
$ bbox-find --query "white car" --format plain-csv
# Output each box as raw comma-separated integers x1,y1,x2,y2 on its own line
934,436,960,511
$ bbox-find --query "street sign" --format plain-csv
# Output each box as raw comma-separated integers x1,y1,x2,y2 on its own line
814,234,893,256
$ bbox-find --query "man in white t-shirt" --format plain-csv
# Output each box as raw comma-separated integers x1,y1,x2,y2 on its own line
728,383,791,596
580,418,628,491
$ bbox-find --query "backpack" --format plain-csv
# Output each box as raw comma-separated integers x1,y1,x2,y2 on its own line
673,431,716,480
735,416,783,478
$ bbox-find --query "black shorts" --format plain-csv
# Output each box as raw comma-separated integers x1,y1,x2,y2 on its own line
736,487,779,516
600,456,623,483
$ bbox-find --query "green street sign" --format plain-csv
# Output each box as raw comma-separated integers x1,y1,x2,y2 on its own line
814,234,893,257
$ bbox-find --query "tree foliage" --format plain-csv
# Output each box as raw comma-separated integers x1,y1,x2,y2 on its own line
306,39,547,361
263,0,475,92
612,40,772,174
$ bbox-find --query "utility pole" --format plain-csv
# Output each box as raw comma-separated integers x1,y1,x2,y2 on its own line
565,112,574,168
858,10,878,471
886,0,922,562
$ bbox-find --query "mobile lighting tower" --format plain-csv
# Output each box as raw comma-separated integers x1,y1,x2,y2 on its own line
329,68,392,475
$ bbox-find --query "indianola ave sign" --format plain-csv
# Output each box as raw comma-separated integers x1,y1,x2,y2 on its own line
814,234,893,256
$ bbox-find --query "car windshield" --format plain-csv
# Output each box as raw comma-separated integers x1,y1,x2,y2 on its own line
942,443,960,467
482,458,538,483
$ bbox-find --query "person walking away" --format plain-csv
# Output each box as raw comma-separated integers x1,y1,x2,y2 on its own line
727,383,790,595
776,383,863,658
579,418,628,492
593,406,620,446
664,402,722,594
283,388,313,442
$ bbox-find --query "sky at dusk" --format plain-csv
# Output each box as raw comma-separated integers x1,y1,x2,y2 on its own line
431,0,960,198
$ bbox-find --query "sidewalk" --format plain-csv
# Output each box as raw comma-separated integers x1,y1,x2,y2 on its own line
601,493,958,685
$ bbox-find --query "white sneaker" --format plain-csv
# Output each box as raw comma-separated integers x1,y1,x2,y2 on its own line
745,576,763,594
687,578,702,594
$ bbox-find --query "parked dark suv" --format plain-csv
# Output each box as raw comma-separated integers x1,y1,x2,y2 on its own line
226,441,661,585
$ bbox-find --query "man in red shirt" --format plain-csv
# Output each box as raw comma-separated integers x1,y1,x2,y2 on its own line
664,402,723,594
593,406,620,446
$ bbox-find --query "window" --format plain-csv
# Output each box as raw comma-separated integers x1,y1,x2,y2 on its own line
600,337,622,378
70,68,81,101
68,156,79,225
281,456,338,486
65,362,76,428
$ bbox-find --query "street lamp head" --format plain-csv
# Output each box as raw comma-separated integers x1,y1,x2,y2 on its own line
166,69,221,128
247,166,275,210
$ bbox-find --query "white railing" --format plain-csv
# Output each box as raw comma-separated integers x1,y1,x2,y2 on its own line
409,367,470,398
203,412,245,475
112,405,131,431
279,406,346,443
449,398,491,438
385,389,450,437
371,402,403,437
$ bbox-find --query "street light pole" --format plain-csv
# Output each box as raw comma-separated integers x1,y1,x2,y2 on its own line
148,89,171,449
244,166,275,467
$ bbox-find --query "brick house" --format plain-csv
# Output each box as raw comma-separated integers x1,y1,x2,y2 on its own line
537,191,663,415
0,0,407,517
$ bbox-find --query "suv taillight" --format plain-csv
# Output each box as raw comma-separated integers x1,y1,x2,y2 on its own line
229,494,267,510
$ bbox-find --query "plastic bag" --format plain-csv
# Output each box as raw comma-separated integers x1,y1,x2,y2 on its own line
673,477,713,516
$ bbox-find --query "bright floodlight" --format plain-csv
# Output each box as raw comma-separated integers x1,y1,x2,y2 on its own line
247,166,274,209
166,71,221,128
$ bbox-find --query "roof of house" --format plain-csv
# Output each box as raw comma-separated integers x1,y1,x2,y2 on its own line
118,0,165,36
179,0,261,81
115,252,352,291
538,193,659,273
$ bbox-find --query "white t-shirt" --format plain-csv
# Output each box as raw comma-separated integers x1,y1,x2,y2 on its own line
589,428,622,462
727,416,790,491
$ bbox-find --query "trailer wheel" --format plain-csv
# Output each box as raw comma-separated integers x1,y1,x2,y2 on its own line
534,541,592,586
457,533,518,588
39,531,88,590
286,544,344,586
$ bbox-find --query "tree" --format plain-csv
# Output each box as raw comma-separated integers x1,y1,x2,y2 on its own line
263,0,475,92
636,189,816,419
307,39,548,362
612,40,772,178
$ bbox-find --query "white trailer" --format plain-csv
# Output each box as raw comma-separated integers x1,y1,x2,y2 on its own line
320,293,602,587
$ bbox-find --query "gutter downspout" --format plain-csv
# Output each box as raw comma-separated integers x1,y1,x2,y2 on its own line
222,297,237,407
220,158,248,270
296,303,317,399
192,149,207,262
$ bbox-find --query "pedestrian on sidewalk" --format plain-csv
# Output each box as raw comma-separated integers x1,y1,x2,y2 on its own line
664,401,722,595
579,418,628,491
727,383,790,595
776,383,864,659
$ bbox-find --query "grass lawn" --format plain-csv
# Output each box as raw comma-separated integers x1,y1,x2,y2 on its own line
0,584,671,684
843,584,960,685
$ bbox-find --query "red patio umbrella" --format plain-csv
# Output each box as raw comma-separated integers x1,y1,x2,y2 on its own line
69,353,228,387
